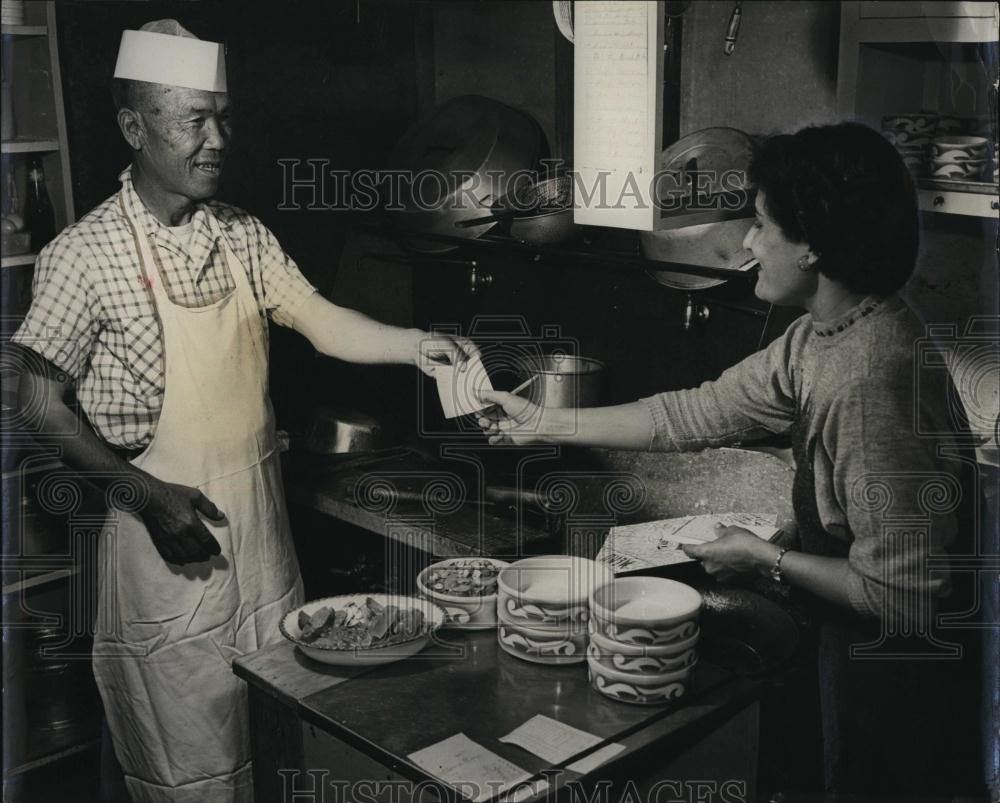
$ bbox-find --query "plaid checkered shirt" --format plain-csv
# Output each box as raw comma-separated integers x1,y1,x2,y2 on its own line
13,167,317,450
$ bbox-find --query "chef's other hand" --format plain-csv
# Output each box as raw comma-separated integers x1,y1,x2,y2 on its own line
141,479,225,565
682,525,778,582
416,333,480,377
475,390,549,445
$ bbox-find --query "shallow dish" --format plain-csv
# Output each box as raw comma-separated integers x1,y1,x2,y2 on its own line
279,594,445,666
590,577,701,646
586,654,690,705
587,626,699,674
497,619,587,665
931,161,986,179
497,555,612,629
416,557,510,629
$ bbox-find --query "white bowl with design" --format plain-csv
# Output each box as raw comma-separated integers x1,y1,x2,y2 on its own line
497,617,587,665
497,555,613,630
586,626,699,674
590,577,701,646
416,557,509,629
586,653,690,705
280,594,445,667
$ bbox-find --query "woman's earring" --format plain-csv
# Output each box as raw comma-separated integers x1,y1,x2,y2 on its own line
797,255,812,271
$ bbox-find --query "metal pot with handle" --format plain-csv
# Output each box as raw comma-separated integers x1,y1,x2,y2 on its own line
522,354,605,408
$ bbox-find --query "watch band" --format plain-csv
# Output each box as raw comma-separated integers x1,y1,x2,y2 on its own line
770,547,790,583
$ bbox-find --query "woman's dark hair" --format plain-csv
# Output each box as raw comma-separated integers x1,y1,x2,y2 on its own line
747,122,919,297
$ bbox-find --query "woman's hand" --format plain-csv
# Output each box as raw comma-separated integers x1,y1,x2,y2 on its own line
682,525,780,582
476,390,557,445
415,333,480,377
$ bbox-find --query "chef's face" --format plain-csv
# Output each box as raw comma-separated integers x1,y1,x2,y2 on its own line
134,85,232,204
742,189,817,307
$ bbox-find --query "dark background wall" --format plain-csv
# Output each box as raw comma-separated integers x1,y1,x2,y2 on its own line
53,0,995,447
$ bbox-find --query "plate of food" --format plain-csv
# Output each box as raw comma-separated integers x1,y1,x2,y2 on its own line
416,557,510,629
279,594,445,666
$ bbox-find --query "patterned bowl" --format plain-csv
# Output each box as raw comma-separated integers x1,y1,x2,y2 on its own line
882,112,938,137
930,136,989,161
586,653,691,705
930,159,987,180
586,625,699,674
497,555,613,630
416,557,510,630
497,617,587,665
590,577,701,646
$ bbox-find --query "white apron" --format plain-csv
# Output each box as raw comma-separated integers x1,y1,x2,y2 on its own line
93,197,303,803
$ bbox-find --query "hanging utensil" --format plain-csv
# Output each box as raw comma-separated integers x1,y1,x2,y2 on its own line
724,2,743,56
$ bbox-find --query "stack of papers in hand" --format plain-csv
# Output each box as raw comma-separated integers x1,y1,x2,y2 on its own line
596,512,781,574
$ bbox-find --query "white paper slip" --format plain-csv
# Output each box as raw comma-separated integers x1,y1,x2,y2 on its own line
435,354,495,419
596,512,780,574
407,733,547,803
499,714,625,774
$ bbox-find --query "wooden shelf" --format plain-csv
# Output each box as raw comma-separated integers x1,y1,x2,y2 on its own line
0,25,48,37
1,252,37,268
1,139,60,154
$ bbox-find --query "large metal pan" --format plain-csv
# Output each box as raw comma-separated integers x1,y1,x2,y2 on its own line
386,96,545,252
456,173,579,246
641,127,756,290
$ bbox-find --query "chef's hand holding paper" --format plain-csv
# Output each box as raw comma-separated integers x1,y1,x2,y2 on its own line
682,525,779,581
476,390,548,445
416,333,480,377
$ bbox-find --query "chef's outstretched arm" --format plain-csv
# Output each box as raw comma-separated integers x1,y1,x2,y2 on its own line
292,292,478,375
16,350,224,565
476,391,654,449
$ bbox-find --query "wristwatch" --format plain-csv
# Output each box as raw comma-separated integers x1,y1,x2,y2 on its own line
770,547,790,584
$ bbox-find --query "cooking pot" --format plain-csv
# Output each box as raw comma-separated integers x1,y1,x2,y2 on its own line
521,355,604,408
386,96,545,251
641,127,756,290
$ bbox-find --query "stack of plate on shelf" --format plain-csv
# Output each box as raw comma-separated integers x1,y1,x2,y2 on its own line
929,135,990,181
1,1,26,26
496,555,612,665
586,577,702,705
882,112,938,176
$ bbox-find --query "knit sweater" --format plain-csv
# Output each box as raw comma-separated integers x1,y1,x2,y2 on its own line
642,294,963,624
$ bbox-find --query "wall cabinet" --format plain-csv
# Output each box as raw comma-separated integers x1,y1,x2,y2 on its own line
837,0,999,217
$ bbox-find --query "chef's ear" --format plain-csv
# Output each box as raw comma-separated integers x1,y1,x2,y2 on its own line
117,107,147,152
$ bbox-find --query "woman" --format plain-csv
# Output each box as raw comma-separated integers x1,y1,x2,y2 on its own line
479,123,982,796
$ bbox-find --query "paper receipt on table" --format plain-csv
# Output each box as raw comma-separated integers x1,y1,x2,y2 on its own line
407,733,548,803
434,354,495,419
596,512,780,574
499,714,625,774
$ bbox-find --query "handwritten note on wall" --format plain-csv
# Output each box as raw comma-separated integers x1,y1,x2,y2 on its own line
574,1,664,231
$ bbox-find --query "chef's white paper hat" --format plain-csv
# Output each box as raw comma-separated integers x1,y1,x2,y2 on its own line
114,20,227,93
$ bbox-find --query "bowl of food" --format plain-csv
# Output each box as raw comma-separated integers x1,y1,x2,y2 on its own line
416,557,510,629
586,652,691,705
497,555,613,630
590,577,702,646
279,594,445,666
586,626,699,674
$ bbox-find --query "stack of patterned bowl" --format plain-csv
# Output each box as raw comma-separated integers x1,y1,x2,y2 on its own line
587,577,702,705
496,555,612,665
882,112,938,176
929,135,990,181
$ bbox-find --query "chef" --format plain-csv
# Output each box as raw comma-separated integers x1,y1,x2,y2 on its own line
12,20,474,803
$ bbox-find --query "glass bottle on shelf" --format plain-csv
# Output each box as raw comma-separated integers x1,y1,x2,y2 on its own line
24,155,55,251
